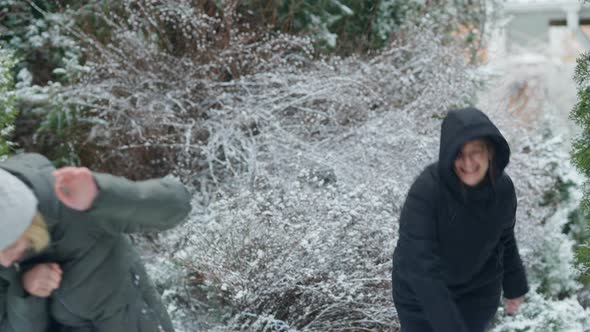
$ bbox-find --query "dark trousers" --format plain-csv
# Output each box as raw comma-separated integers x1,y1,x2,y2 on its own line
394,300,498,332
393,275,501,332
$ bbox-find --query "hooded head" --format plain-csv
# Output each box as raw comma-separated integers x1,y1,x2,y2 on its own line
439,107,510,200
0,168,38,251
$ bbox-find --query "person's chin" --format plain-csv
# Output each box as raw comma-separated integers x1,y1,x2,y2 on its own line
461,175,483,187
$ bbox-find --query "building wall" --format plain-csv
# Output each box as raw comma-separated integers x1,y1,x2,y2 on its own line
506,11,567,52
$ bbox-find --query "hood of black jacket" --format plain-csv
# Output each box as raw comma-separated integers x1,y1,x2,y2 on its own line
438,107,510,200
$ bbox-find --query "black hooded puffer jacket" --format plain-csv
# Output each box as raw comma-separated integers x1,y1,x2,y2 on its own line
392,107,529,332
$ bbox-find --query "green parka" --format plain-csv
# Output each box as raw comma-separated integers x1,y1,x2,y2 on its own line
0,153,191,332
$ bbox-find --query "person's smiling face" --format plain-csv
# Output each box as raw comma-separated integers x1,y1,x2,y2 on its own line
453,139,490,187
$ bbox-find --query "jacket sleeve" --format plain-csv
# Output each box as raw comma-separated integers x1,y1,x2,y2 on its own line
83,173,192,234
394,175,469,332
501,186,529,299
0,270,49,332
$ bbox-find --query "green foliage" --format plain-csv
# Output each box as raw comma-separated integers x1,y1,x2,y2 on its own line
565,209,590,243
0,47,17,157
539,177,575,207
577,244,590,284
36,106,82,167
0,1,89,166
237,0,486,55
573,208,590,286
571,51,590,284
326,0,417,53
0,0,85,85
235,0,390,53
574,59,590,199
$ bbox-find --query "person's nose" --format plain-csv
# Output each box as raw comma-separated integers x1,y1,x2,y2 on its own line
463,153,476,168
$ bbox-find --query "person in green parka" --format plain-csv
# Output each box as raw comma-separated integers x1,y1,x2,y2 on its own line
0,153,191,332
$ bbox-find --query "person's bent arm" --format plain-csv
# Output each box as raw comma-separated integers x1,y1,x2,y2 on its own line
54,167,192,234
395,177,469,332
501,187,528,310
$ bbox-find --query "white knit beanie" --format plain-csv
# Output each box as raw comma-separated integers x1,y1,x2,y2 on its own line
0,168,38,250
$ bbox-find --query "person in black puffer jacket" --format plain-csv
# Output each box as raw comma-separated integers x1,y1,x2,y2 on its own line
392,107,529,332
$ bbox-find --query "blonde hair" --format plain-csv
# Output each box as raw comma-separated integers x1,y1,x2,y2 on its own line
24,212,50,252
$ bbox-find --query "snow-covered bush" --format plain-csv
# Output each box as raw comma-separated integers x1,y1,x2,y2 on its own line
2,0,494,177
478,58,590,331
0,47,17,158
492,288,590,332
508,135,580,301
27,0,315,178
142,23,482,330
0,1,84,84
0,1,88,164
35,0,479,187
237,0,492,56
178,176,400,330
250,0,418,53
572,50,590,287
